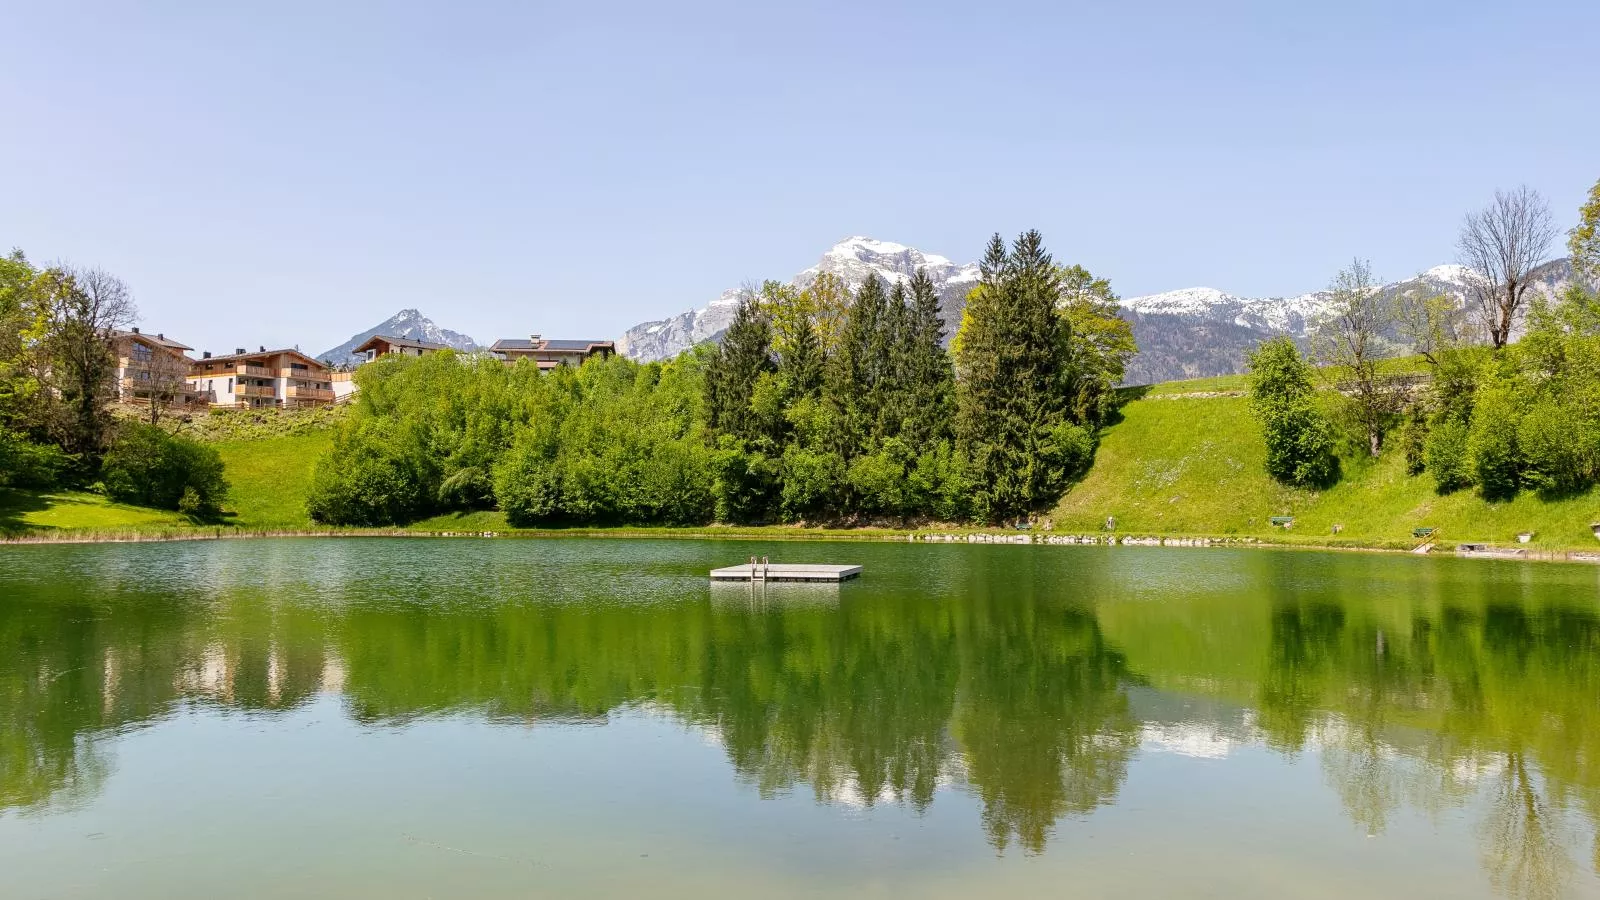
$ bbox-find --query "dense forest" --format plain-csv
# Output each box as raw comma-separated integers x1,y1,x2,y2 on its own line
307,231,1135,526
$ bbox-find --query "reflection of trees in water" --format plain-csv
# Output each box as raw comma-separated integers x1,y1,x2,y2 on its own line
953,600,1137,853
6,558,1600,888
0,578,1137,854
1481,753,1569,900
1259,595,1600,900
0,583,336,813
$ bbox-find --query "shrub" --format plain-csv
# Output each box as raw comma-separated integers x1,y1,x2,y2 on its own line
305,422,425,526
1048,421,1096,483
1423,417,1472,493
1400,407,1428,476
492,442,563,526
779,446,843,522
848,442,911,516
1517,399,1594,497
1259,402,1338,487
1247,338,1338,488
101,423,227,516
1467,386,1522,501
633,441,715,525
0,430,72,489
908,441,972,521
709,441,777,523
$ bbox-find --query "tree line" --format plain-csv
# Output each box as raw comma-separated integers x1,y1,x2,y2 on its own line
1247,178,1600,502
308,230,1135,526
0,252,226,515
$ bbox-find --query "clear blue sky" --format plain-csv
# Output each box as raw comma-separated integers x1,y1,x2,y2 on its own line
3,0,1596,356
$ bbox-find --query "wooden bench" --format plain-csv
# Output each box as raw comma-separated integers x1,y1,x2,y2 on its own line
1269,516,1294,528
1413,527,1436,539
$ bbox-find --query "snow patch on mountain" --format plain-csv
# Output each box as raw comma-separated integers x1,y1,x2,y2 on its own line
618,236,980,362
616,235,1578,382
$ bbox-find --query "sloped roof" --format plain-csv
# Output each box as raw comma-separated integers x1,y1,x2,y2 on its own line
114,330,193,352
353,334,449,354
191,348,329,369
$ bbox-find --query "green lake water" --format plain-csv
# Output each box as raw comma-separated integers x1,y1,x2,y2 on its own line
1,538,1598,899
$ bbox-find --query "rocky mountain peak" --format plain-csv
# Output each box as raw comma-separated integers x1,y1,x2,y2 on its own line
318,309,480,367
616,236,981,362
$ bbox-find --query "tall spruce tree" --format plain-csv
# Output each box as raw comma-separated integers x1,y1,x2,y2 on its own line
954,231,1074,521
825,273,887,460
768,281,823,403
875,280,914,441
704,293,775,446
901,269,954,448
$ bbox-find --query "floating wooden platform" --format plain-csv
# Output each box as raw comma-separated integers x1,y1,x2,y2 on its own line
710,563,862,583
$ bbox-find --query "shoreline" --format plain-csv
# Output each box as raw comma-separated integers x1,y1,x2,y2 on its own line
5,523,1600,564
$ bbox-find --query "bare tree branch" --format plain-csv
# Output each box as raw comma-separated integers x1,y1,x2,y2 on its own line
1312,258,1401,456
1457,186,1557,349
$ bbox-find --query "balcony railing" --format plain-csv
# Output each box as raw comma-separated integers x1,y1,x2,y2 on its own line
285,386,334,401
236,364,274,378
279,367,329,378
234,383,277,398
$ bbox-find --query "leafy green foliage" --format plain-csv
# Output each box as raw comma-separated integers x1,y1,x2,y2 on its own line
300,233,1126,528
0,428,72,488
1571,176,1600,287
703,294,775,449
306,420,426,526
1246,338,1337,487
1423,417,1472,493
1465,376,1523,499
955,232,1106,522
101,423,227,517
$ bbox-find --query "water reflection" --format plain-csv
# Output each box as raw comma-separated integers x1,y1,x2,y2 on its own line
0,541,1597,898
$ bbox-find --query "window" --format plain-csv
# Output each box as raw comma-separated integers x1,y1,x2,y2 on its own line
227,377,234,392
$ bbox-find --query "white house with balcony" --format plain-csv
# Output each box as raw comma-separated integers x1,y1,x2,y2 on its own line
187,346,336,409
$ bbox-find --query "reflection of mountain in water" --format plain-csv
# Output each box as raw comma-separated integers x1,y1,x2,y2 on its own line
2,548,1598,893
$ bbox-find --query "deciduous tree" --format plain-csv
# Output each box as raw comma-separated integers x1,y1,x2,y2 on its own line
1457,186,1557,349
1312,258,1400,456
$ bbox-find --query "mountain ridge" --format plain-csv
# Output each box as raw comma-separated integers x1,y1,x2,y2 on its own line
319,308,480,366
617,237,1575,384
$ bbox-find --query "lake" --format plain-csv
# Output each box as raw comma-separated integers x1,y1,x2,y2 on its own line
1,538,1597,899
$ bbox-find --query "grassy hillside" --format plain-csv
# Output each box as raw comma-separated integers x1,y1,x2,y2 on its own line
0,488,193,537
212,429,331,529
1053,381,1600,549
0,426,330,537
8,378,1600,550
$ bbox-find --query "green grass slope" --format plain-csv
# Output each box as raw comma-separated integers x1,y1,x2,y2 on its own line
212,429,331,529
1053,384,1600,549
0,428,330,537
0,488,193,537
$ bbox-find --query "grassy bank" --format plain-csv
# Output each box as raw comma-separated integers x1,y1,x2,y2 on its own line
1052,385,1600,550
6,379,1599,553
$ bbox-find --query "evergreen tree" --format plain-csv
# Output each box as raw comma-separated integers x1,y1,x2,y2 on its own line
901,269,954,448
954,231,1077,522
825,273,887,461
875,280,913,441
768,281,822,403
704,293,774,446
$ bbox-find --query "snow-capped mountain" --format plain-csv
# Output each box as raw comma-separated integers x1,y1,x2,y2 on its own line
318,309,480,366
1118,260,1572,383
617,237,980,362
